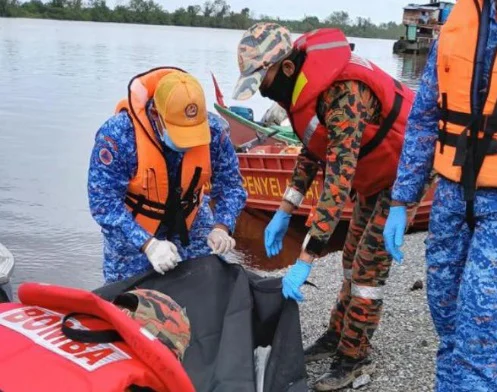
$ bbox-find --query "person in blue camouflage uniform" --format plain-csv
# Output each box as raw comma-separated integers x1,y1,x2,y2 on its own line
88,73,246,284
384,1,497,390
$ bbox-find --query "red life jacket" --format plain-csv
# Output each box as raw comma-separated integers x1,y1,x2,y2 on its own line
0,282,195,392
288,29,414,196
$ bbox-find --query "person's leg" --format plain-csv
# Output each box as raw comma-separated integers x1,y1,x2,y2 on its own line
314,189,390,390
304,196,375,363
452,188,497,391
424,178,470,392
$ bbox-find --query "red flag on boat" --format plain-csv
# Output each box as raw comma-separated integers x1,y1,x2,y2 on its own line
211,72,226,107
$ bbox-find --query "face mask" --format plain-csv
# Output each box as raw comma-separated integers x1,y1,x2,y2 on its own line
259,50,306,110
160,129,187,152
157,115,187,152
156,113,187,152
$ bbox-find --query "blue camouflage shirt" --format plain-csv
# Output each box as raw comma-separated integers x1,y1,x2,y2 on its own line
392,2,497,202
88,104,247,283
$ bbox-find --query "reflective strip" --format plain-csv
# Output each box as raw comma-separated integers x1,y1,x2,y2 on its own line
302,233,311,251
283,187,305,207
307,41,350,52
140,327,156,340
292,72,308,106
303,115,320,146
343,268,352,280
351,283,384,300
349,54,373,71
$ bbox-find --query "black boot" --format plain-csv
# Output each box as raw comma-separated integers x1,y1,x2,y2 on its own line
303,330,339,363
313,353,375,391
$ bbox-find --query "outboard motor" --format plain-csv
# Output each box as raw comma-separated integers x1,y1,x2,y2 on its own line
0,243,14,302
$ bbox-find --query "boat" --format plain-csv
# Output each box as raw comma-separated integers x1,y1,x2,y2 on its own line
211,73,299,149
0,243,14,303
393,1,454,55
210,75,435,229
206,143,434,229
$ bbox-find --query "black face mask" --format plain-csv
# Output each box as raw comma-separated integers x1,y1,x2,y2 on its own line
259,50,306,110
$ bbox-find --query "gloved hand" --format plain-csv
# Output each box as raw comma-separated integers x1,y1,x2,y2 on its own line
264,209,291,258
383,205,408,264
207,227,236,254
143,238,182,275
282,259,313,302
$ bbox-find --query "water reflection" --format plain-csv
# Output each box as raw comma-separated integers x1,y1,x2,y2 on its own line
394,53,429,91
231,209,349,271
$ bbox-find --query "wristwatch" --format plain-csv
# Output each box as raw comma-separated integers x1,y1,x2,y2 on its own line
283,187,305,208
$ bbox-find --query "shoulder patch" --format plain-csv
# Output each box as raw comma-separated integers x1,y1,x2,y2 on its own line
99,148,114,166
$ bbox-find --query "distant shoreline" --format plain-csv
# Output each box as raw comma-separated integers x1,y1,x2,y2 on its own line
1,15,399,40
1,2,404,40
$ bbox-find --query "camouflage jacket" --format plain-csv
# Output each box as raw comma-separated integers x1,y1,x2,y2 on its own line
289,80,381,253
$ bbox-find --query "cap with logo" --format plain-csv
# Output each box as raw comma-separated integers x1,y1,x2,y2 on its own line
114,289,191,361
233,22,293,101
153,72,211,148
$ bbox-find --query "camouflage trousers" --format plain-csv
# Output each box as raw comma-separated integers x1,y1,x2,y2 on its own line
327,174,437,359
425,177,497,392
328,188,393,359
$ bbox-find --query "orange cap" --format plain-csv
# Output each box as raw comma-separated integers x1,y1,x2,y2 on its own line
153,72,211,148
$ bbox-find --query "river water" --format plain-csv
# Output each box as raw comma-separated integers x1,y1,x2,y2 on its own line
0,18,427,291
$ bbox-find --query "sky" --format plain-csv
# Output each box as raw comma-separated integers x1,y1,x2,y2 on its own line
127,0,456,25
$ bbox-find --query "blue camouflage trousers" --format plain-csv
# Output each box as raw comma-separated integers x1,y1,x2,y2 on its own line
425,177,497,392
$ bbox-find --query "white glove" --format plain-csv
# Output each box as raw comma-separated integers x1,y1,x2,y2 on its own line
207,228,236,255
143,238,182,275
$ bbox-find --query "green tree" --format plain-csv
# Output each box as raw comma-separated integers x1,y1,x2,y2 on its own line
89,0,110,21
187,5,201,26
1,1,404,40
172,7,189,25
325,11,350,27
301,15,320,32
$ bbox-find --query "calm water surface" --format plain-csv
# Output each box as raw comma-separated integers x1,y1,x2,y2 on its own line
0,18,427,292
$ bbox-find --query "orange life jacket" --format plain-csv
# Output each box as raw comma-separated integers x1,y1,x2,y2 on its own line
435,0,497,193
288,29,414,197
0,282,195,392
116,67,212,245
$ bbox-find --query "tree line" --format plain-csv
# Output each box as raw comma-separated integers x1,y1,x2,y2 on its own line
1,0,404,39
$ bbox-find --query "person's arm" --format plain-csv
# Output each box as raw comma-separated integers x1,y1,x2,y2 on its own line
392,40,441,206
87,113,152,251
207,113,247,233
300,81,379,261
278,148,320,214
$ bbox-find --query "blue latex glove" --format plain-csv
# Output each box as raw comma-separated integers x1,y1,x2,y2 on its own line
264,209,291,258
383,205,408,264
282,259,312,302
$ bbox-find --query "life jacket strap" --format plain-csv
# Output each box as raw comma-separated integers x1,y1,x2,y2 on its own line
359,79,404,160
61,312,123,343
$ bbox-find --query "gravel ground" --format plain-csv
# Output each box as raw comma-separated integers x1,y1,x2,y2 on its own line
264,231,439,392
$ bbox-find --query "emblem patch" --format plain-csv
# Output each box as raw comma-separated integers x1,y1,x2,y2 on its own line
185,103,198,118
99,148,113,166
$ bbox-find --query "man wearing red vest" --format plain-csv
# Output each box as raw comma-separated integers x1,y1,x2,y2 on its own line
233,23,416,390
